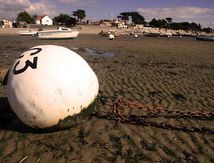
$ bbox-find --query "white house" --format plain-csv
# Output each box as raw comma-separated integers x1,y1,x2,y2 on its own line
35,15,53,25
1,19,13,28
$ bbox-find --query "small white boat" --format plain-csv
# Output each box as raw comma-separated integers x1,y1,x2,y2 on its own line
160,32,172,37
18,29,38,36
37,27,79,39
196,35,214,41
144,31,160,37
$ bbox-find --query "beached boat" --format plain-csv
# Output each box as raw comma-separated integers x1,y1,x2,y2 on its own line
18,29,38,36
144,31,160,37
160,32,172,37
196,35,214,41
37,27,79,39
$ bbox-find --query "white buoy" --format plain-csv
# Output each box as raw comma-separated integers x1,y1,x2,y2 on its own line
109,34,115,40
6,45,99,128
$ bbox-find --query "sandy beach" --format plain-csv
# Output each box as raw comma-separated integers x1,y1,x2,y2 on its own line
0,28,214,162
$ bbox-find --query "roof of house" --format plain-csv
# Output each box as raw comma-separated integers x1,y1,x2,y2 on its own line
35,15,46,20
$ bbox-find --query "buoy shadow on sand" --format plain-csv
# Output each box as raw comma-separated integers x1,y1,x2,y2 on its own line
0,97,97,134
0,97,33,133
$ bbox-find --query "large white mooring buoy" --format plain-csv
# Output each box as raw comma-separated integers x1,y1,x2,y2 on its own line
2,45,99,129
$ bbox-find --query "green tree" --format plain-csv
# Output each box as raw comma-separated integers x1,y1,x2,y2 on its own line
117,12,130,24
130,12,145,24
166,17,172,24
170,22,182,30
65,17,77,26
166,17,172,28
149,18,156,27
190,22,201,31
16,11,33,24
180,22,191,30
73,9,86,23
203,27,213,33
118,12,145,25
53,13,70,25
149,18,167,28
170,22,193,30
53,13,77,26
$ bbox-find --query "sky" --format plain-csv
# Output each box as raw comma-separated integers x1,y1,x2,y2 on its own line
0,0,213,27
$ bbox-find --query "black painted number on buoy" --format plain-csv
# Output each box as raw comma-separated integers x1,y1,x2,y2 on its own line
13,48,42,75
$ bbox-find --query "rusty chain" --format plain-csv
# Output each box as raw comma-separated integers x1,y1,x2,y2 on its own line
94,96,214,134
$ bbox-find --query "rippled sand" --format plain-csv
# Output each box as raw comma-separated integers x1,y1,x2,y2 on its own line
0,34,214,162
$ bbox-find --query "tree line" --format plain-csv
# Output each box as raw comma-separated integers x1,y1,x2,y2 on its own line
149,18,202,31
15,10,212,32
16,9,86,26
117,12,212,32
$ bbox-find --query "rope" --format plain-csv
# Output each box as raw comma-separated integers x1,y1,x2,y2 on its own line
0,68,9,85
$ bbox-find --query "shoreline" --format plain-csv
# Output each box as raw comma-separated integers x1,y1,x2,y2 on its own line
1,25,213,36
0,25,114,35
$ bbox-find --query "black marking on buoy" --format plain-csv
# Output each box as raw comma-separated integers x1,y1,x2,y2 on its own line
13,48,42,75
18,48,42,58
18,54,24,59
13,57,38,75
29,48,42,56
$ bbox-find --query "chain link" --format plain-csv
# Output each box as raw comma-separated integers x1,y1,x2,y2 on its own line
95,96,214,134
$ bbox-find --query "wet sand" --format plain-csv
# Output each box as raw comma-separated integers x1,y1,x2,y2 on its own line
0,34,214,162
